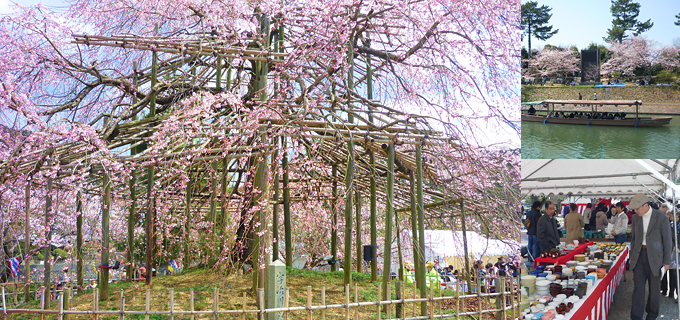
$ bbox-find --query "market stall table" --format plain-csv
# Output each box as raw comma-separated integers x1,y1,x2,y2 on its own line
533,242,592,268
564,246,628,319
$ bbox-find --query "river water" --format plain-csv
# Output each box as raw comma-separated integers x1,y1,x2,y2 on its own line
521,116,680,159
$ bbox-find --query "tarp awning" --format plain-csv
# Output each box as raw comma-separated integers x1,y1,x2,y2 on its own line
522,159,679,198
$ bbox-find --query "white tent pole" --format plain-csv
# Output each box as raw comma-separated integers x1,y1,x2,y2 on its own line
637,159,680,314
635,160,680,195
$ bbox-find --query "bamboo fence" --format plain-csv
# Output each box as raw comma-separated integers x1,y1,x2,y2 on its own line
0,276,520,320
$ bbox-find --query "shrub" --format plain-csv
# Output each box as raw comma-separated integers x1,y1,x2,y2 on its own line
53,248,69,260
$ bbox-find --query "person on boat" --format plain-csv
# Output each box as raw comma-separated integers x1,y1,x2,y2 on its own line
528,105,536,115
614,113,621,120
594,93,598,100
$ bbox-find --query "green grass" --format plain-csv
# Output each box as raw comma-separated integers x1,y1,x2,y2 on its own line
5,268,508,319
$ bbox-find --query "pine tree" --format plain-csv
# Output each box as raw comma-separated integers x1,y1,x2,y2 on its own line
604,0,653,43
521,1,558,58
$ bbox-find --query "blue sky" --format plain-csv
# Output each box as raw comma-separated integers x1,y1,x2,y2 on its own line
0,0,70,14
522,0,680,50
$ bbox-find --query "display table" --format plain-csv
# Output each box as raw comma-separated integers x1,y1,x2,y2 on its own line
566,246,629,319
534,242,592,268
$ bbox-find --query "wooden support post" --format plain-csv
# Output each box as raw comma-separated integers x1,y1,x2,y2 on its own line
1,287,6,319
496,278,506,320
40,287,45,320
366,39,378,282
212,288,218,320
416,146,427,315
395,282,402,319
395,208,403,282
241,291,246,320
376,286,381,319
57,289,63,320
355,191,362,273
24,182,31,302
413,281,417,318
76,191,84,289
272,146,280,262
94,289,99,320
208,160,218,268
477,281,482,319
43,178,53,310
344,284,350,320
190,289,195,320
127,169,136,282
456,279,460,319
144,289,149,320
64,288,70,320
409,173,421,294
331,165,338,272
343,140,354,287
321,285,326,320
145,25,159,287
119,289,125,320
386,281,391,319
460,203,472,294
258,288,264,320
381,144,394,307
170,289,174,320
354,283,359,320
252,131,270,292
306,286,312,320
101,170,111,301
282,136,292,267
184,176,192,269
284,288,289,320
127,61,139,283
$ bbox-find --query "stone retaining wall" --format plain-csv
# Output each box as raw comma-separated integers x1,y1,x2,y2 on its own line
522,86,680,104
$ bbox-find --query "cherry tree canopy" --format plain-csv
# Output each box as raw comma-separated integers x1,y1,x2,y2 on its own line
522,47,579,79
601,36,680,78
0,0,520,287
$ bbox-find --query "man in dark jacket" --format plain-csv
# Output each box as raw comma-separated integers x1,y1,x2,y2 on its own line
590,202,606,231
538,201,560,254
526,201,542,261
629,193,672,320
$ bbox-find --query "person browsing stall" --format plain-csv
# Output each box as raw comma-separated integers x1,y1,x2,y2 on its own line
596,205,610,232
661,206,680,299
583,203,593,231
564,203,584,244
525,201,542,261
610,202,629,244
537,201,560,254
629,193,672,320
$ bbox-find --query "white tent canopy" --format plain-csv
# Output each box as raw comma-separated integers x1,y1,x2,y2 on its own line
423,230,518,259
398,230,518,265
522,159,679,198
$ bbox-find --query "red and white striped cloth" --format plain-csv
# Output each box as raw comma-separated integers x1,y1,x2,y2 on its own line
570,246,628,319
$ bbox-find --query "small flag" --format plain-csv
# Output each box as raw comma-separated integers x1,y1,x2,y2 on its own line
169,260,179,270
8,257,20,278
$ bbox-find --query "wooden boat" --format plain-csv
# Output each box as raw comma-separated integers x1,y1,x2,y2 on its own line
521,114,672,127
521,100,673,127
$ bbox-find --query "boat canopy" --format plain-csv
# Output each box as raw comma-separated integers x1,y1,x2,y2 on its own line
521,101,544,105
541,100,641,106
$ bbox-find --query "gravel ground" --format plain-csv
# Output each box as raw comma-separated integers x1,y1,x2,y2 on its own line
608,269,680,319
